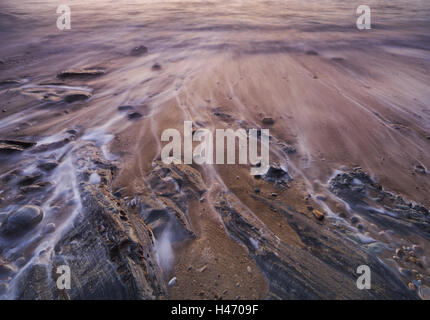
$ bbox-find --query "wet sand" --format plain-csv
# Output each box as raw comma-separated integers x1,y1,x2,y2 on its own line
1,0,430,299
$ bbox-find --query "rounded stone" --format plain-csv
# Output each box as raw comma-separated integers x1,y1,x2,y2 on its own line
1,205,44,236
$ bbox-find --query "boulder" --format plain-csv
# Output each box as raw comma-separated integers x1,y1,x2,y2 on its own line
1,205,44,236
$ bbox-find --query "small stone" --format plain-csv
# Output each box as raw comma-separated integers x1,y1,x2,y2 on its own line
66,128,78,135
254,188,260,193
357,224,364,231
118,105,134,112
262,117,274,125
247,266,252,274
306,50,319,56
43,223,56,234
408,282,416,291
151,63,162,70
396,248,405,258
198,265,207,273
198,290,205,296
127,111,143,120
271,193,278,197
64,92,91,103
130,45,148,56
57,68,105,79
37,161,58,171
168,277,177,287
351,216,360,224
312,209,325,221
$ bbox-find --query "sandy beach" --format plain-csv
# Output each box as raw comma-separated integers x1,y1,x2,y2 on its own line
0,0,430,299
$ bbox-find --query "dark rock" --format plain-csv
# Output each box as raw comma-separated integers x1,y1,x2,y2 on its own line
214,191,416,299
263,163,291,185
33,138,70,153
351,216,360,224
57,68,105,79
17,173,43,186
16,143,166,299
0,139,36,153
37,161,58,171
118,105,135,112
20,181,52,193
66,129,78,135
0,79,21,87
306,50,319,56
254,188,260,193
262,117,274,125
127,111,143,120
130,45,148,56
1,205,44,236
151,63,162,70
64,92,91,103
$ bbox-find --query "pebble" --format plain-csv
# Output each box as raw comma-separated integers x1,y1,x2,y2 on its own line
37,161,58,171
64,92,91,103
127,111,143,120
271,192,278,197
198,265,207,273
254,188,260,193
130,45,148,56
262,117,274,125
351,216,360,224
152,63,162,70
43,223,56,234
168,277,177,287
89,172,101,185
312,209,325,221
